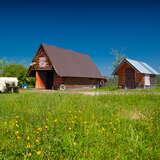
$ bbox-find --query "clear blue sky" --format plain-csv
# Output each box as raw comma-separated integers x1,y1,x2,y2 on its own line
0,0,160,75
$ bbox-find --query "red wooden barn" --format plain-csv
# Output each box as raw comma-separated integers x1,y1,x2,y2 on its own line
113,58,159,89
28,44,106,90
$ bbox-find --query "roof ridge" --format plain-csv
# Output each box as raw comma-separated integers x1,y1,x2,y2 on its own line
126,58,144,64
42,43,90,57
40,43,104,78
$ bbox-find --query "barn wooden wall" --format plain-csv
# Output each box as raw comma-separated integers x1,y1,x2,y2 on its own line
53,74,64,89
63,77,99,89
53,76,100,89
34,66,101,90
116,62,144,88
30,46,104,90
135,72,144,88
32,47,54,89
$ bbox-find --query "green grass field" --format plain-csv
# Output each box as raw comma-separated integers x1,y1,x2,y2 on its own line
0,90,160,160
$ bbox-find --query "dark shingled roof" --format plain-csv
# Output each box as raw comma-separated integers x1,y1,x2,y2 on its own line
41,44,103,79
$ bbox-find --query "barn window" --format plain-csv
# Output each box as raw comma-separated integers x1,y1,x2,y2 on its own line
39,57,46,68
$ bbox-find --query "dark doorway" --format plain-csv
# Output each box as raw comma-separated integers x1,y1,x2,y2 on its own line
125,68,135,89
39,70,54,89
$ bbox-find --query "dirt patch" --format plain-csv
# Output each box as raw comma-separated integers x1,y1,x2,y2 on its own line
63,91,160,96
119,108,145,120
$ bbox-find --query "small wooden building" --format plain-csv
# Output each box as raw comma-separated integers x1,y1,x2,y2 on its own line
28,44,106,90
113,58,159,89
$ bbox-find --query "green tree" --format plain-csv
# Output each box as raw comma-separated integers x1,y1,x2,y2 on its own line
0,59,8,76
2,63,27,85
0,59,35,87
111,49,126,70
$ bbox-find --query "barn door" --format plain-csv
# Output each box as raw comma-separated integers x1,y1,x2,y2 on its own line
45,71,54,89
125,68,135,89
38,70,54,89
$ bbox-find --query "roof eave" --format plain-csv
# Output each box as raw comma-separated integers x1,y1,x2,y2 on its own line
61,75,106,79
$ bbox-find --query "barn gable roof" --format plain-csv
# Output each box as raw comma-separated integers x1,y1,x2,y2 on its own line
113,58,159,75
35,44,104,79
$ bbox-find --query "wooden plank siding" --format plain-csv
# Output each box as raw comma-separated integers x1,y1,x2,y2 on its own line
63,77,99,89
53,74,64,90
113,58,159,89
116,62,145,88
28,44,106,90
116,62,129,88
135,72,144,88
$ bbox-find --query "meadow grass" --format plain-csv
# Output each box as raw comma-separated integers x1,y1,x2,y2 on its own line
0,91,160,159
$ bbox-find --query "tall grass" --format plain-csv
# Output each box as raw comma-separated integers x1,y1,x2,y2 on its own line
0,91,160,159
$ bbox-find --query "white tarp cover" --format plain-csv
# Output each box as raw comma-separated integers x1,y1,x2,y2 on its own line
144,75,150,86
0,77,18,86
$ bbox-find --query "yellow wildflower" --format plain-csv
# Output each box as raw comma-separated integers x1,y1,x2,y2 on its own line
71,120,74,124
26,143,32,148
44,125,48,130
15,123,19,128
36,150,42,155
37,127,42,132
35,138,40,144
68,127,72,130
15,131,19,135
28,152,32,157
27,136,30,140
16,136,21,140
54,119,58,123
109,121,112,125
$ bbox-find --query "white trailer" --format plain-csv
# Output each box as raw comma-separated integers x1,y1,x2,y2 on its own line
0,77,18,93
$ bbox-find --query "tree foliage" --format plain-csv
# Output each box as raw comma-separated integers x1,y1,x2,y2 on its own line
0,59,35,87
111,49,126,70
0,59,8,74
